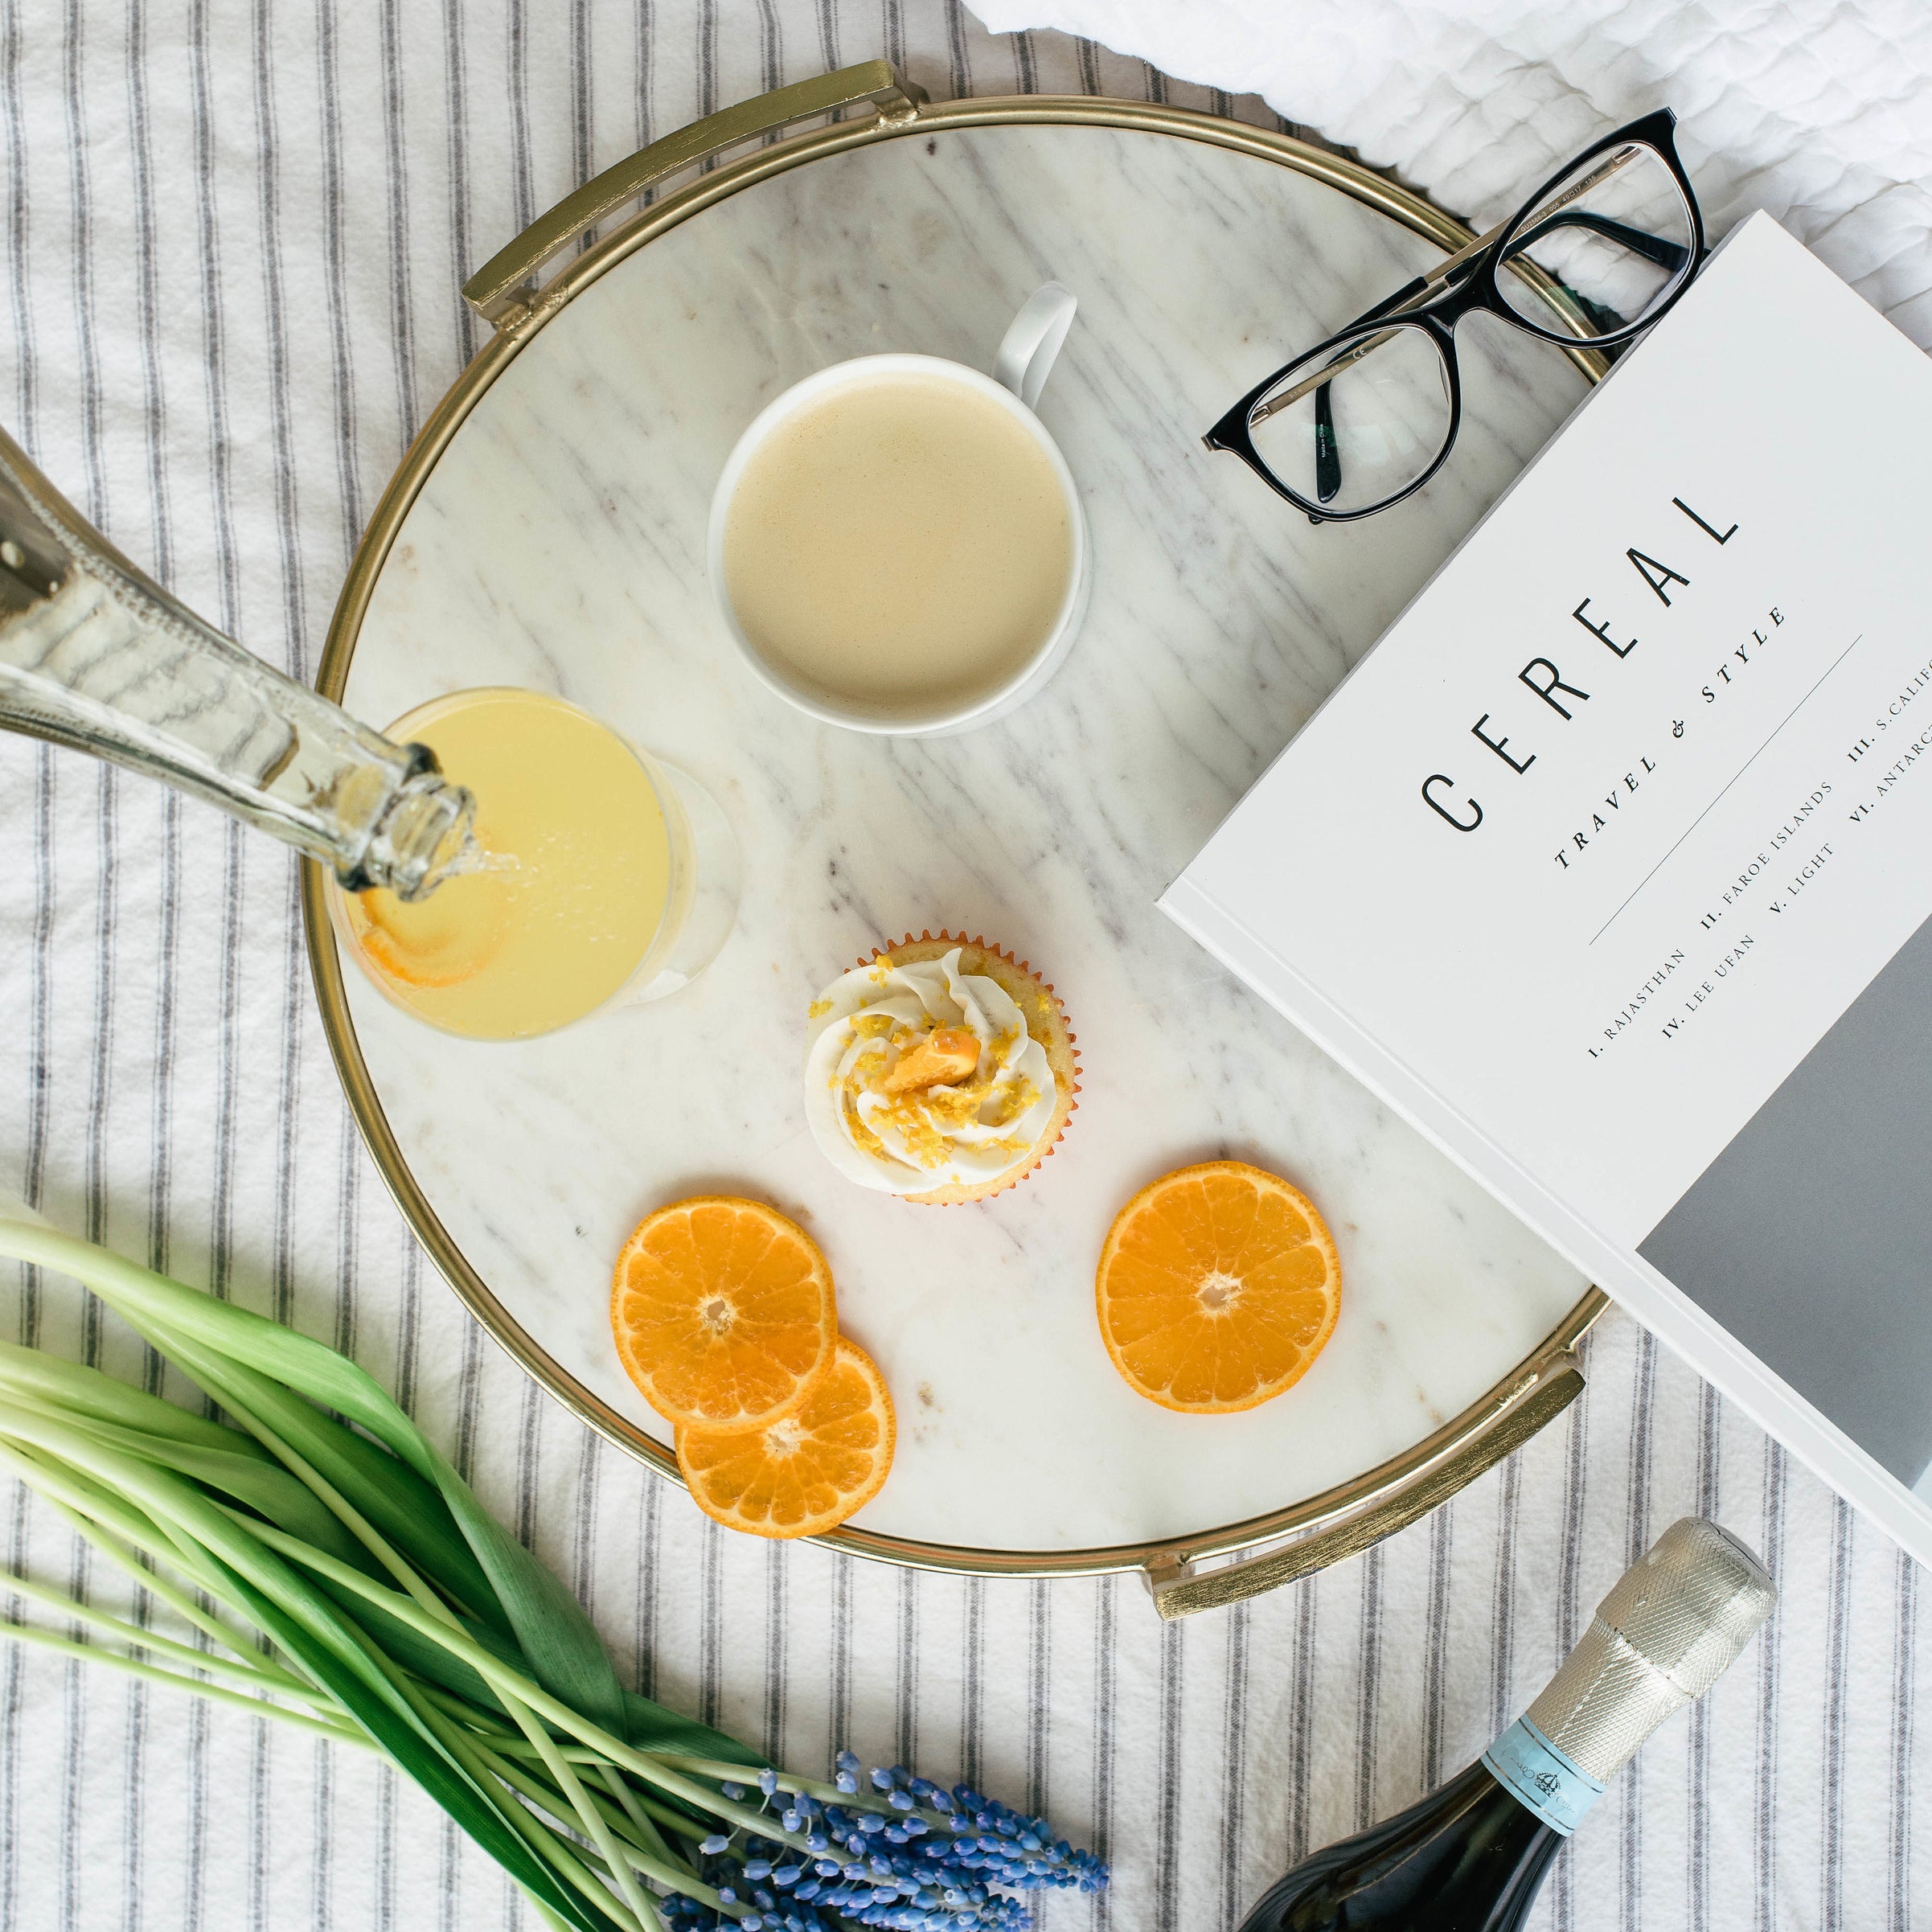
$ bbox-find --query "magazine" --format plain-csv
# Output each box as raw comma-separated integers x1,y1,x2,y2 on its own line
1163,213,1932,1565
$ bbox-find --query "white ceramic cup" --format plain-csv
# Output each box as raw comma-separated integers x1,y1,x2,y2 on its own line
707,283,1089,736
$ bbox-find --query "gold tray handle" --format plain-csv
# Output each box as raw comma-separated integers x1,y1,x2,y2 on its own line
1144,1306,1599,1619
464,60,928,332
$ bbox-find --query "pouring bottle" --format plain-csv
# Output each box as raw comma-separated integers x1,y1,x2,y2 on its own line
0,427,473,901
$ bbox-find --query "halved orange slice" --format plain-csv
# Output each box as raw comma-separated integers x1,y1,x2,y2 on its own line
675,1338,895,1539
611,1197,835,1430
1096,1160,1341,1413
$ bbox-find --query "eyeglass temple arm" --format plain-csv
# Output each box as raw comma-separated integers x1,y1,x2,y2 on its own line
1250,143,1649,426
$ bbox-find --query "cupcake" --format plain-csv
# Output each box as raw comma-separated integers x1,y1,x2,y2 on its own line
803,931,1078,1204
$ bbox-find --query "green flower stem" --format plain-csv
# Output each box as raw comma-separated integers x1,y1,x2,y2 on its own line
507,1691,667,1932
0,1406,426,1717
0,1438,231,1602
522,1890,576,1932
40,1500,291,1674
596,1763,679,1869
0,1616,367,1748
407,1688,643,1932
0,1568,328,1704
413,1677,519,1738
0,1440,299,1680
193,1446,634,1931
160,1329,467,1633
466,1736,708,1912
485,1743,701,1846
219,1516,818,1858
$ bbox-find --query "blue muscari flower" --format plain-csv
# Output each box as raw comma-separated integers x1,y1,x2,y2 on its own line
699,1834,731,1856
675,1753,1105,1932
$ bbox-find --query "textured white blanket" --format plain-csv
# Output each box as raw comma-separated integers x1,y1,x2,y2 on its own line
970,0,1932,348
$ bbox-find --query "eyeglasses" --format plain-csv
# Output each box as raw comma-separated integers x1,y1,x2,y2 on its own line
1204,109,1705,523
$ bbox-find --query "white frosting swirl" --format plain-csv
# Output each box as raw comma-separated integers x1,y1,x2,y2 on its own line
802,947,1057,1196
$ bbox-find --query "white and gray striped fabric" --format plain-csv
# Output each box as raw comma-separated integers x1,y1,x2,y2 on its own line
0,4,1922,1927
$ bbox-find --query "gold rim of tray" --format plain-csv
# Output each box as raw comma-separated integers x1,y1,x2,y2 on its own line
302,87,1610,1610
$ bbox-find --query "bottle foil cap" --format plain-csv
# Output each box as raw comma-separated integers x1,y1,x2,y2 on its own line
1524,1518,1776,1782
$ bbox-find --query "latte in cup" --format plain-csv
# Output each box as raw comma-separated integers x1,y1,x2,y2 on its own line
720,368,1076,722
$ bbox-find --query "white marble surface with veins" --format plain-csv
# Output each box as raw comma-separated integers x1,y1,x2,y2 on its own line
341,121,1592,1553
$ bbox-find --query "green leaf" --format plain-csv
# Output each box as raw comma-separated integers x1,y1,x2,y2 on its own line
0,1389,367,1568
621,1692,763,1770
0,1225,759,1768
162,1339,508,1631
0,1224,632,1735
0,1341,273,1459
0,1400,626,1932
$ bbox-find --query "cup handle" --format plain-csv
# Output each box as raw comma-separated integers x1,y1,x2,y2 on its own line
991,283,1077,412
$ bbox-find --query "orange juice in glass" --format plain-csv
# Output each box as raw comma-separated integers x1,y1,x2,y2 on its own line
326,687,736,1040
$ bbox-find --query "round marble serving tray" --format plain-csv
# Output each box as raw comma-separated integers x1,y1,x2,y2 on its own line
304,69,1610,1617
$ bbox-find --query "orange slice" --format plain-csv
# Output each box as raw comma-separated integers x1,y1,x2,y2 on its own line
1096,1160,1341,1413
611,1198,835,1430
347,897,495,991
675,1338,895,1539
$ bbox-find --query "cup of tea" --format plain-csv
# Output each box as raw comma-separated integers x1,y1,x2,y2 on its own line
707,283,1089,736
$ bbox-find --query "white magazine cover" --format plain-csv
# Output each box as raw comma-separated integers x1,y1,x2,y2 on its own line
1163,213,1932,1568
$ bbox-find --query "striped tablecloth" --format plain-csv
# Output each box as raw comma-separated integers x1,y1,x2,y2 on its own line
0,5,1922,1927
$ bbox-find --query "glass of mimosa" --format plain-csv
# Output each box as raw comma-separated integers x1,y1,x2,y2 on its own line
325,687,738,1041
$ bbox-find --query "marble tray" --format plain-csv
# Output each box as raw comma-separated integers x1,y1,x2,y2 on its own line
306,81,1602,1609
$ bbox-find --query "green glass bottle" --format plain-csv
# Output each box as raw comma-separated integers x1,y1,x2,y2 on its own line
1241,1519,1776,1932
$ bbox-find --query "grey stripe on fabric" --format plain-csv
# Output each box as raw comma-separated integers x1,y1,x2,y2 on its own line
507,0,534,229
441,0,477,366
701,1516,724,1733
1890,1547,1917,1932
1089,1573,1116,1932
1620,1328,1658,1932
960,1573,983,1791
1687,1376,1721,1932
1286,1575,1316,1865
896,1566,918,1769
1821,1496,1853,1932
573,1430,603,1622
1421,1503,1452,1790
634,1460,661,1704
1028,1577,1051,1820
1011,27,1037,94
1552,1362,1594,1932
1353,1544,1384,1833
1491,1450,1520,1738
830,1551,852,1751
1153,1618,1183,1932
764,1541,787,1764
1074,34,1099,96
318,0,363,545
1219,1602,1250,1932
1754,1443,1787,1932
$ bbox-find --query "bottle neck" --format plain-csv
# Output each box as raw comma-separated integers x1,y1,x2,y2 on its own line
1482,1522,1771,1840
0,429,473,900
1480,1714,1608,1839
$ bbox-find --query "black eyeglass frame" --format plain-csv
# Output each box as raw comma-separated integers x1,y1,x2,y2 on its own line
1203,109,1706,524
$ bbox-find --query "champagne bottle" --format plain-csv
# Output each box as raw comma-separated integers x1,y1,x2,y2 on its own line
1239,1518,1776,1932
